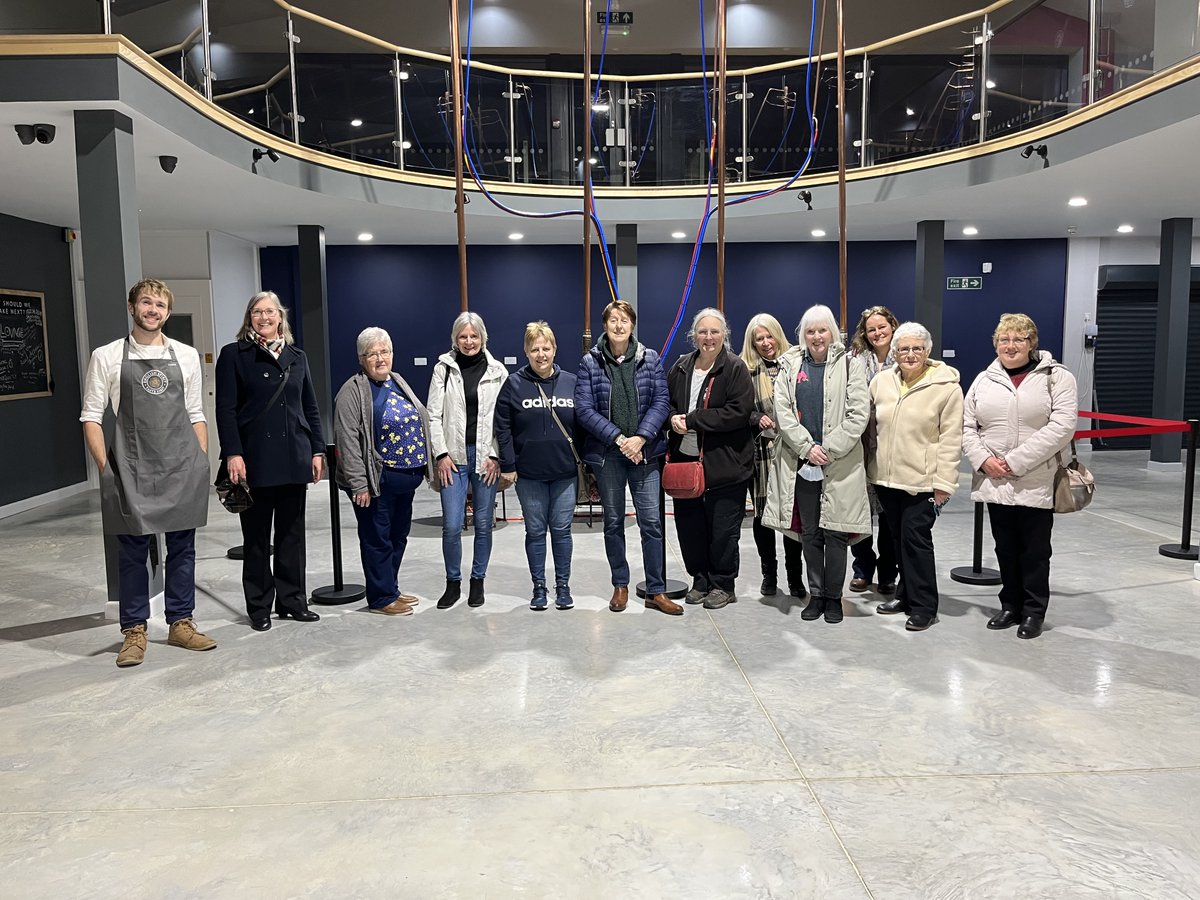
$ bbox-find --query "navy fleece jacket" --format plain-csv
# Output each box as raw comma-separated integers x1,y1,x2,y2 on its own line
494,364,580,481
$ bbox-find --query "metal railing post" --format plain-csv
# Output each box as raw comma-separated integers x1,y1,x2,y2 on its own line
200,0,213,100
508,74,517,183
393,54,406,170
741,74,749,181
859,54,871,165
286,12,302,144
1159,420,1200,560
977,15,990,142
102,0,112,35
1087,0,1099,104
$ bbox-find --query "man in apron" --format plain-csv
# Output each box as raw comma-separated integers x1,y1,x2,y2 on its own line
80,279,216,667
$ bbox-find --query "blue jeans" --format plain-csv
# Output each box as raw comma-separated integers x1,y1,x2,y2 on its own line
440,445,498,581
595,450,666,593
353,466,424,608
515,475,576,585
117,530,196,629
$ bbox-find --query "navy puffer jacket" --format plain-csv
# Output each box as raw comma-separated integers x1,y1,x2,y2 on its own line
574,340,670,466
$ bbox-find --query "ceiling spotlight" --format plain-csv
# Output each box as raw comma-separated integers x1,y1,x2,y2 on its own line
247,107,255,115
588,157,597,165
401,140,412,150
252,147,280,164
1020,143,1049,168
985,79,996,89
508,232,524,241
671,231,687,239
905,106,915,116
798,190,813,210
1117,224,1134,233
398,70,410,81
962,226,978,236
351,118,363,127
591,103,610,113
811,228,826,238
1068,196,1088,207
357,232,374,242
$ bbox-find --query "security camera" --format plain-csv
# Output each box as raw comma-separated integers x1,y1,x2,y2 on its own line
159,155,178,174
33,124,55,144
14,124,35,145
252,147,280,164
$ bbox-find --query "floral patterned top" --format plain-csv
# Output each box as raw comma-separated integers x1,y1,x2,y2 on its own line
371,379,427,469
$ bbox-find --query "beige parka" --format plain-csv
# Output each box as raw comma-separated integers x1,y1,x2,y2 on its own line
763,342,871,539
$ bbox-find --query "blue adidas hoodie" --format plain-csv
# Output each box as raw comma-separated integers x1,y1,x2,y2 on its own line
494,364,581,481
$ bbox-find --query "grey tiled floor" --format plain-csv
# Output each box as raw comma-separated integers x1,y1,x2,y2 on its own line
1,450,1198,898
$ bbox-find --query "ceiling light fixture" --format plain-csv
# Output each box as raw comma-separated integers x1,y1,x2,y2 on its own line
905,106,915,116
1117,224,1134,234
811,229,826,238
1068,196,1088,207
962,226,978,236
351,118,363,127
671,231,687,239
508,232,524,241
798,190,813,211
357,232,374,242
251,147,280,173
985,79,996,89
1020,143,1049,168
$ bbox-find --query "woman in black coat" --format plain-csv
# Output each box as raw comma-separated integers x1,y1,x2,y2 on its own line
215,291,325,631
666,307,755,610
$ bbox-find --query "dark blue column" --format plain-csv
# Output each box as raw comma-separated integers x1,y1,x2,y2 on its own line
1150,217,1194,464
915,220,945,356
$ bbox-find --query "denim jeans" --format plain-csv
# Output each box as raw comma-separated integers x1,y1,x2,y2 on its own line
353,466,424,608
515,475,575,585
440,445,498,581
595,450,666,593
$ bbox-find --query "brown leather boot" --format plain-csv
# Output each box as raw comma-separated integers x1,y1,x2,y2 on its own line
609,585,629,612
646,593,684,616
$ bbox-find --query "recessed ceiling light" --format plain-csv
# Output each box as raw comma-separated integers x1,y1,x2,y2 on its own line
1117,224,1134,233
398,70,410,81
591,103,610,113
985,79,996,89
357,232,373,242
671,231,687,239
351,118,363,127
1068,196,1088,207
811,229,826,238
400,140,412,150
905,106,915,116
588,157,597,165
508,232,524,241
962,226,979,236
247,108,255,115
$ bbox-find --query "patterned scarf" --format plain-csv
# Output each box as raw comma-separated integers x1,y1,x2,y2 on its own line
252,333,285,359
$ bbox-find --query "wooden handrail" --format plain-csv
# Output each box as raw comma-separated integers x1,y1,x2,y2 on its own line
148,24,201,60
213,66,290,102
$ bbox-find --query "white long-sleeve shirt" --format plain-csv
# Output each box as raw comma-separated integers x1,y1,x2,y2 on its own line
79,334,205,424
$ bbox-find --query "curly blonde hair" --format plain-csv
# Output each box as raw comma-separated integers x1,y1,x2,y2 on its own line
992,313,1039,353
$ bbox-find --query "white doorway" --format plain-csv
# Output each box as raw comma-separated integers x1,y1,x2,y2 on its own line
162,280,219,473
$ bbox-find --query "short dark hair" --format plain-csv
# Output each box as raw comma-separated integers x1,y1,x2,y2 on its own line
602,299,636,327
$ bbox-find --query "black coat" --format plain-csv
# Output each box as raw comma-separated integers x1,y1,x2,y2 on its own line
666,347,755,490
215,339,325,488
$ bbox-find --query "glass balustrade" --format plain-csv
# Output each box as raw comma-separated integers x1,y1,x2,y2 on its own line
27,0,1200,188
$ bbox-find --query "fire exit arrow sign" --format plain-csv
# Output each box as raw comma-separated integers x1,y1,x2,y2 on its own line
597,11,634,25
946,276,983,290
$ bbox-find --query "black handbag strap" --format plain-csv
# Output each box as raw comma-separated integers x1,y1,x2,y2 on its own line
536,384,582,467
249,363,292,427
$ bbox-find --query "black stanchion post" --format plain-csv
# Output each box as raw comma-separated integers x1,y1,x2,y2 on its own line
635,473,689,601
1159,420,1200,561
312,443,367,604
950,501,1002,585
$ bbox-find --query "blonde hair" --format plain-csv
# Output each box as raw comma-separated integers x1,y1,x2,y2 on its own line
740,314,791,400
236,290,295,344
127,278,173,312
523,320,557,352
993,313,1039,352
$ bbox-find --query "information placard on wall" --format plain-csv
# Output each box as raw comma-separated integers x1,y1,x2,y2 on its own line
0,290,52,400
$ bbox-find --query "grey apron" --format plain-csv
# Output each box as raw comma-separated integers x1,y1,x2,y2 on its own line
100,338,210,535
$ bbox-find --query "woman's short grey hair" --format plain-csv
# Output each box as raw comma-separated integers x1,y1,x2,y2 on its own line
451,311,488,349
797,304,840,341
356,326,392,360
687,307,730,349
892,321,933,353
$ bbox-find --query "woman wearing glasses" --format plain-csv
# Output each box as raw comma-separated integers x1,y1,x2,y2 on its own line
962,314,1078,639
848,305,900,596
867,322,962,632
334,327,434,616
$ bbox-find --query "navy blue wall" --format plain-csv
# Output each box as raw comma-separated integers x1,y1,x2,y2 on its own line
259,238,1066,396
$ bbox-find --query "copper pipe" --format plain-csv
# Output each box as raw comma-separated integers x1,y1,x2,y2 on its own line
582,0,594,353
715,0,728,312
449,0,468,310
835,0,848,333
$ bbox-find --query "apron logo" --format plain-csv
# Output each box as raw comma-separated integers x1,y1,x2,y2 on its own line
141,369,169,395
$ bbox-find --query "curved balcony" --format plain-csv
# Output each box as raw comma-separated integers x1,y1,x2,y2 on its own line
77,0,1200,196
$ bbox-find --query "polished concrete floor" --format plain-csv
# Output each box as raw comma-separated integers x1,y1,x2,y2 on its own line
1,450,1199,898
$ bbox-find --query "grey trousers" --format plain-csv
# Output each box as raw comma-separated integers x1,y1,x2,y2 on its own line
794,477,849,600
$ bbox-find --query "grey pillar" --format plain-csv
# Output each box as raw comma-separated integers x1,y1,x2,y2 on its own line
297,225,332,440
616,223,638,313
74,109,161,607
915,220,945,356
1150,217,1193,464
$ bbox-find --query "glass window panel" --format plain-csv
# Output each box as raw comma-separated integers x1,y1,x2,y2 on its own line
111,0,204,91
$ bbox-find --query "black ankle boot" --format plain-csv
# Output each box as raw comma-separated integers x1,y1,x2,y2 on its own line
467,577,486,607
760,571,778,596
436,580,461,609
800,596,824,620
824,597,844,624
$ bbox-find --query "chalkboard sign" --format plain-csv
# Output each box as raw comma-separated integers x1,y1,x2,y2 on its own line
0,290,51,400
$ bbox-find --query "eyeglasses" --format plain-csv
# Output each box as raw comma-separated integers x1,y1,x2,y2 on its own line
894,346,927,357
997,336,1030,346
364,350,392,360
250,309,279,319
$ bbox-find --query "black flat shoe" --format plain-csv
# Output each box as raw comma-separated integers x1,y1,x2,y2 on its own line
987,610,1021,630
876,598,909,615
905,612,938,631
1017,616,1044,639
249,618,272,632
277,607,321,622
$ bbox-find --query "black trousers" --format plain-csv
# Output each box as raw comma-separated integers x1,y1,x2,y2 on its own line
850,503,898,585
794,477,849,601
987,503,1054,619
240,482,308,621
674,480,748,592
752,515,804,587
875,486,939,618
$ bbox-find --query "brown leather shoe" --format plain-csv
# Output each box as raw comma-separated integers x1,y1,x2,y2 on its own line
849,577,870,593
370,598,414,616
609,586,629,612
397,593,420,606
646,593,684,616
